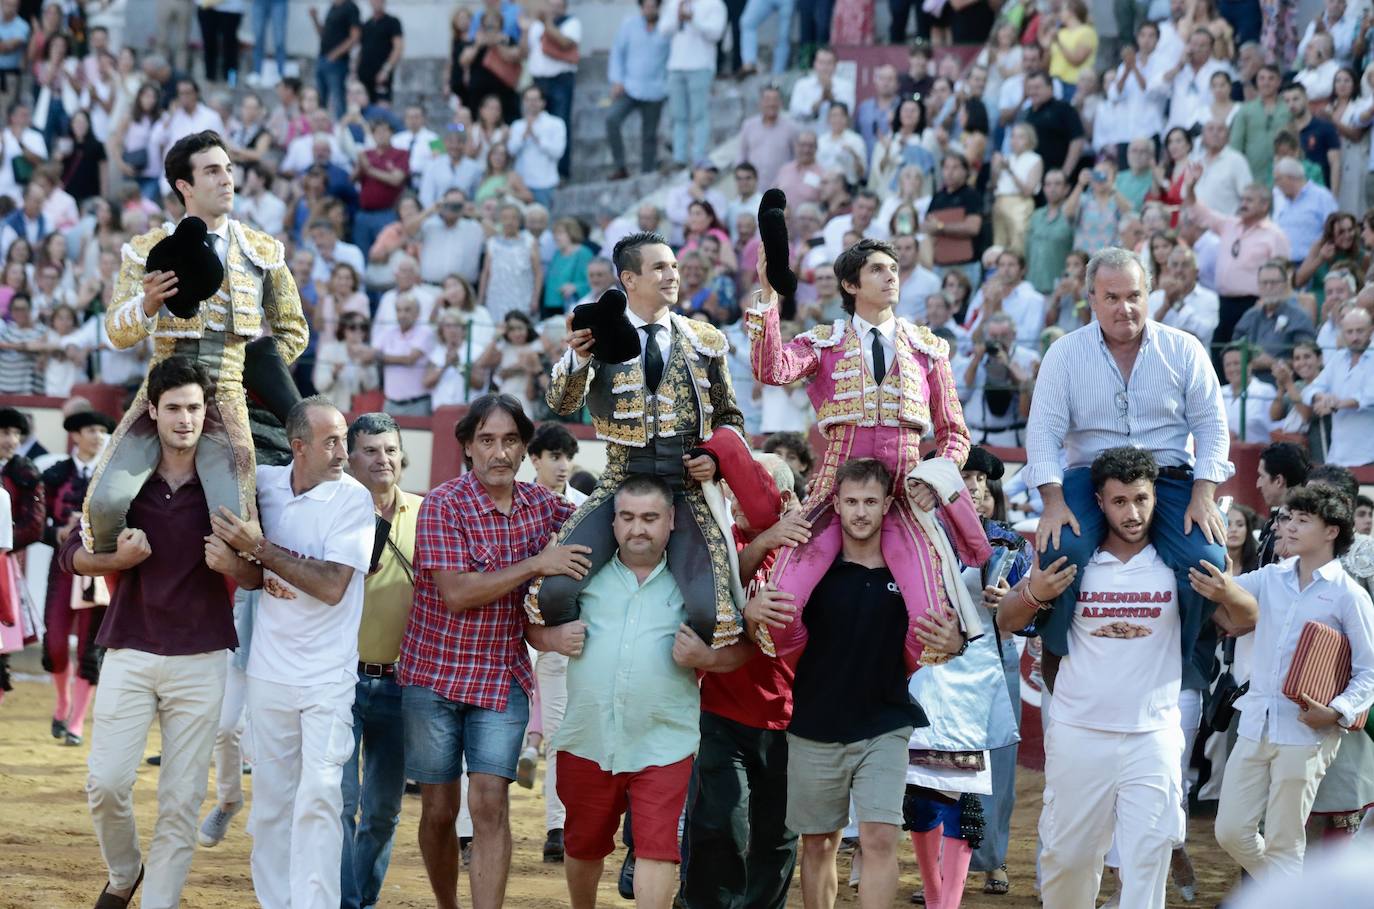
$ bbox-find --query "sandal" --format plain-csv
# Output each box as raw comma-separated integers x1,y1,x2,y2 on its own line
984,864,1010,895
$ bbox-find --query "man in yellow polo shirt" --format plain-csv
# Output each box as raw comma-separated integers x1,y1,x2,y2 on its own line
340,412,422,909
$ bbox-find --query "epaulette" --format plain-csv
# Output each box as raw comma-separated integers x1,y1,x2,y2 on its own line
123,225,173,266
230,220,286,270
674,314,729,357
902,321,951,360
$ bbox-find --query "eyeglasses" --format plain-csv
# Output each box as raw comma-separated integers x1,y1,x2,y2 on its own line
1115,389,1131,435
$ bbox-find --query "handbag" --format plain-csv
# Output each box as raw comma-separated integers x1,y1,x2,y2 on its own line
927,207,975,266
1207,638,1247,732
70,573,110,611
540,19,580,65
1283,620,1370,729
122,146,149,172
483,46,522,90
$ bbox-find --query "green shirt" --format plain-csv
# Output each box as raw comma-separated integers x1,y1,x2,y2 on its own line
556,554,700,774
1230,99,1291,187
543,244,594,315
1115,170,1153,212
1026,204,1074,295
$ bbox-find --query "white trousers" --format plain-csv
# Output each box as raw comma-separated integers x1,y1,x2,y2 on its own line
1214,729,1341,878
214,651,248,807
1039,721,1185,909
1106,688,1204,868
536,649,568,830
86,648,227,909
246,675,356,909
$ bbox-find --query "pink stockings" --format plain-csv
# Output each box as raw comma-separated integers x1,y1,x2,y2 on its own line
910,828,973,909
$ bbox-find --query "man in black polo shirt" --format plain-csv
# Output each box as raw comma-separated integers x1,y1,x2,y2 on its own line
927,152,986,283
784,458,963,909
1024,70,1085,178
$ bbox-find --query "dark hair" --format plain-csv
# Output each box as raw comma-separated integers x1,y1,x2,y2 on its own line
285,394,338,443
335,313,369,342
529,422,579,459
1285,484,1355,556
347,411,401,453
164,130,230,206
986,477,1007,522
1307,464,1360,508
615,473,674,508
613,231,669,280
833,238,898,315
1282,80,1307,97
1228,502,1261,573
687,200,727,236
1274,129,1300,153
891,96,927,135
762,431,814,472
1163,127,1194,179
569,469,597,495
834,457,892,495
1358,494,1374,510
147,355,212,407
962,98,990,135
1259,441,1310,488
1090,446,1159,492
453,393,534,466
280,76,302,95
502,310,538,343
734,161,758,177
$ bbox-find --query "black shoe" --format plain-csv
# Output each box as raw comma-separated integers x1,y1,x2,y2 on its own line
404,779,420,794
618,852,636,899
145,754,161,766
51,717,67,739
543,828,565,863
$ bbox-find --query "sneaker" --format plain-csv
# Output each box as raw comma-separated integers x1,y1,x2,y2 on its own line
543,828,565,863
62,731,82,746
516,746,538,789
1171,846,1197,902
197,803,241,847
244,71,262,88
51,717,67,739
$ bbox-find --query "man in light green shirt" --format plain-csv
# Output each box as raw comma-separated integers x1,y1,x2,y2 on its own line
1230,63,1290,187
529,473,748,909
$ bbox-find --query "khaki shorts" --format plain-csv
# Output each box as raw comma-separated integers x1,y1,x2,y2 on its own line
785,727,913,834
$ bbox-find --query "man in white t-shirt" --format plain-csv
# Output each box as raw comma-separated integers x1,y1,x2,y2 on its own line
894,233,939,324
211,396,375,909
999,447,1250,909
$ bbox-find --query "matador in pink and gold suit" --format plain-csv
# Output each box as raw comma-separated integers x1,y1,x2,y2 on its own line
746,302,991,671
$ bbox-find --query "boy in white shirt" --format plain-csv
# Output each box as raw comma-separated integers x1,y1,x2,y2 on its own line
999,447,1250,909
1196,483,1374,879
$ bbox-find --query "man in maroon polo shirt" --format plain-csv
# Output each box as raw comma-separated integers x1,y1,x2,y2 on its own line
684,452,811,908
60,356,263,909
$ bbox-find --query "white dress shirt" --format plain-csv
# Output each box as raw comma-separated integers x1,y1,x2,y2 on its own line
1193,146,1254,216
392,127,441,181
1224,376,1277,444
1150,284,1220,350
569,307,672,372
1167,58,1232,132
1024,320,1232,488
659,0,727,72
787,74,858,130
1302,348,1374,467
852,312,895,381
235,190,288,237
896,266,941,323
1234,557,1374,745
822,213,889,261
964,280,1047,348
508,112,567,191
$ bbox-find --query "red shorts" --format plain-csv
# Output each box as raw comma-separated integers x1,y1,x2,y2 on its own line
555,752,693,863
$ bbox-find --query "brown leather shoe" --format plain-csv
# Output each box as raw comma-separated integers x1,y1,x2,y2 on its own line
93,866,143,909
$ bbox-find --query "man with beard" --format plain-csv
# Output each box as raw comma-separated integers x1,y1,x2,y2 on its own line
42,410,115,746
530,473,748,909
1000,447,1244,908
784,458,963,909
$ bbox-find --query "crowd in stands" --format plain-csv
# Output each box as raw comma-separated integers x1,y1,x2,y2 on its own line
0,0,1371,478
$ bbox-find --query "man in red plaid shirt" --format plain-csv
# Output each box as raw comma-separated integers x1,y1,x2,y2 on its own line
397,393,592,909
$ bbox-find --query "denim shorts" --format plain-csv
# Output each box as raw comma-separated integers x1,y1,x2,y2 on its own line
402,677,530,783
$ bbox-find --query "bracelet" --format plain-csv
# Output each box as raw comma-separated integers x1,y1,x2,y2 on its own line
1020,585,1049,611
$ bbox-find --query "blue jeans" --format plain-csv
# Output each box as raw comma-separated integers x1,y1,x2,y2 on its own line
1040,467,1225,689
402,678,530,782
352,208,396,259
667,68,714,166
797,0,833,45
741,0,795,73
316,57,349,119
529,186,555,209
251,0,288,76
535,73,575,179
341,675,407,909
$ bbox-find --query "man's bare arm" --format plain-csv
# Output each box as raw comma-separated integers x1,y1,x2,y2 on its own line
257,542,355,605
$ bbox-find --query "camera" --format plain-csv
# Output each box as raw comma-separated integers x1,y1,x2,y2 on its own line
985,340,1004,357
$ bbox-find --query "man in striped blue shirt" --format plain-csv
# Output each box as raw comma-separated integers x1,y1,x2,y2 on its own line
1022,247,1231,696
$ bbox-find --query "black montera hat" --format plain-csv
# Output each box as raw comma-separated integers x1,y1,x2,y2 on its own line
144,216,225,320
